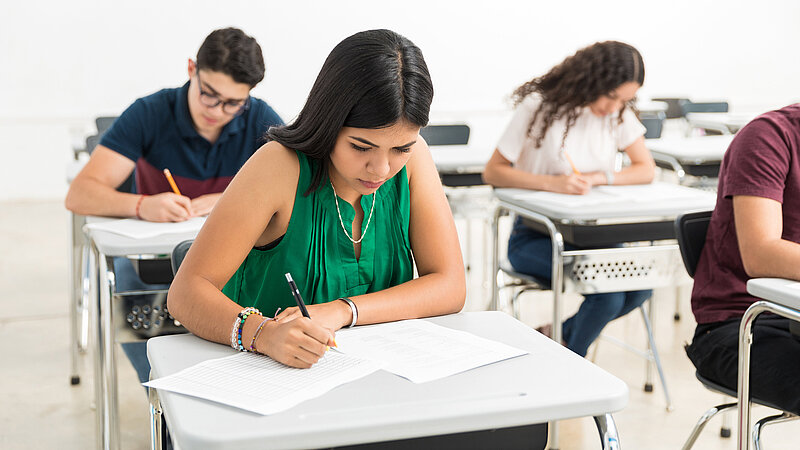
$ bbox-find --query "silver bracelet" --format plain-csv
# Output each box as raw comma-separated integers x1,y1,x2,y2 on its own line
605,170,615,186
338,297,358,327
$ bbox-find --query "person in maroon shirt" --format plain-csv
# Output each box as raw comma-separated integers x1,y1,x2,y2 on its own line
686,103,800,414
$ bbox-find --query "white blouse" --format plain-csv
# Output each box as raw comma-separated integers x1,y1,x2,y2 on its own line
496,94,645,175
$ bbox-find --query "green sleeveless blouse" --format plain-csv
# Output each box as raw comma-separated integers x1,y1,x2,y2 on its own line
222,151,413,313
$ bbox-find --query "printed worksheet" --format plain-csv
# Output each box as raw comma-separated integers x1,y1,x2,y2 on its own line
144,350,383,415
334,320,527,383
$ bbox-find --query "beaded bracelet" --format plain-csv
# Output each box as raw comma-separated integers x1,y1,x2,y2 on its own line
230,307,260,350
249,316,273,353
236,308,261,352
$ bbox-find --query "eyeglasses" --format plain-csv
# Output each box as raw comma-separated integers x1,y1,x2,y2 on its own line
195,71,250,116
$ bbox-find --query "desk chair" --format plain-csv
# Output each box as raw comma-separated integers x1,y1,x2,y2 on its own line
652,97,690,119
70,116,123,385
680,101,729,116
70,116,175,385
422,124,491,275
681,101,730,136
495,249,672,408
674,211,798,449
641,111,666,139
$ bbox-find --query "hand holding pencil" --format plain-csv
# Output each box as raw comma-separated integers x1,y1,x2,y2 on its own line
131,168,193,222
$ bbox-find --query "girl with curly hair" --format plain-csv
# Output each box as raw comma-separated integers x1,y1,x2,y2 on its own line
483,41,656,357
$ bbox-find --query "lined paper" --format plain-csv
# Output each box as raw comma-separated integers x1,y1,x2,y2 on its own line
335,320,528,383
508,182,701,207
144,350,383,415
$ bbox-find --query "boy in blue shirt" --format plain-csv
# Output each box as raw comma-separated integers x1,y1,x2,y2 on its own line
66,27,283,221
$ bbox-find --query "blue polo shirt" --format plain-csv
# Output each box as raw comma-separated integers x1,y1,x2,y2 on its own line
100,82,283,198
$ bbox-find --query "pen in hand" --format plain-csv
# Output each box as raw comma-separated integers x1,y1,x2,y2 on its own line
285,273,310,318
285,273,336,348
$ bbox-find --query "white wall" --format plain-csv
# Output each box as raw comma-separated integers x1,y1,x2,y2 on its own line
2,0,798,200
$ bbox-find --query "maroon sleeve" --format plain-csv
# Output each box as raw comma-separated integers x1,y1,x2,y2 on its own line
722,117,790,204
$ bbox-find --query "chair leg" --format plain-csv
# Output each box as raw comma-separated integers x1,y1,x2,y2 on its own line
753,411,798,450
681,402,738,450
674,286,681,321
640,302,673,411
720,395,733,437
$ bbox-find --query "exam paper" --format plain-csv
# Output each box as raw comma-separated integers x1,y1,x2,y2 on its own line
84,216,206,239
334,320,528,383
508,182,701,208
144,350,383,415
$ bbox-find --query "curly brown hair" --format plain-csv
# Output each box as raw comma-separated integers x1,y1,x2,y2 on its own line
512,41,645,148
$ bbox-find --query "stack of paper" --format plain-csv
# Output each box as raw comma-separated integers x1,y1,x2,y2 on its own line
145,319,527,415
84,216,206,239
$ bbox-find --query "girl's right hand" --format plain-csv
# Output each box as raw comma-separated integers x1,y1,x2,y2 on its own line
549,174,591,195
256,317,335,368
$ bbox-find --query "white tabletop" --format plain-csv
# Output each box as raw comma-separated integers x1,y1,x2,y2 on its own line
647,135,734,163
428,110,511,174
149,311,628,450
84,216,202,256
686,112,757,133
636,100,668,114
494,182,716,222
746,278,800,311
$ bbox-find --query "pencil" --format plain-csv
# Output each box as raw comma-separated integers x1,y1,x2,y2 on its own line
563,150,582,175
162,168,182,196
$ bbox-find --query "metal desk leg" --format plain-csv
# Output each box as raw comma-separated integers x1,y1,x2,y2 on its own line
490,206,502,311
93,244,120,450
70,213,85,385
149,384,166,450
736,301,800,450
594,414,621,450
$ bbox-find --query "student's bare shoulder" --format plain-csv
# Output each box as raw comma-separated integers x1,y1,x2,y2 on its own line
405,135,434,183
248,141,300,173
233,142,300,198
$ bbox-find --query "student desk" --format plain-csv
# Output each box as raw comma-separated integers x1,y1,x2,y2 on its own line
147,311,628,450
84,217,202,450
490,183,716,416
647,135,734,182
635,100,668,115
427,110,510,186
739,278,800,450
685,112,755,135
427,111,510,282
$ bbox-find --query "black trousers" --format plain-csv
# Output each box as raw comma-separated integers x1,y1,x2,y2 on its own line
685,315,800,414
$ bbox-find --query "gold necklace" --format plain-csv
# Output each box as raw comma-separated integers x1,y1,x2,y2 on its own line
331,182,376,245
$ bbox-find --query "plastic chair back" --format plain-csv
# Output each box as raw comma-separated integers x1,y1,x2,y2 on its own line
420,124,470,146
641,111,666,139
674,210,713,278
171,240,194,275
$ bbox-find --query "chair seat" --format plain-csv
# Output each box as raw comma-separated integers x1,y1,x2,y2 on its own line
696,371,787,412
498,260,548,288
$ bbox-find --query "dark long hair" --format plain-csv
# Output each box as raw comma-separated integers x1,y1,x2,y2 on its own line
513,41,644,148
196,27,265,88
268,29,434,194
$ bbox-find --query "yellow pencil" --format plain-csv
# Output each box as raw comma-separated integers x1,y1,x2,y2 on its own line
563,151,582,175
163,168,182,196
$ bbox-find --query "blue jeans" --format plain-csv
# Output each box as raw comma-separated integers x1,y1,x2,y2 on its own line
507,217,651,357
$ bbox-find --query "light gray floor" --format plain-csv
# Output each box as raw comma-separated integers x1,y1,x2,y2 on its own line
1,199,797,449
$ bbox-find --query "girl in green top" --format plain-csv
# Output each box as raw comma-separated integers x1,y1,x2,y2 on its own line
168,29,466,369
